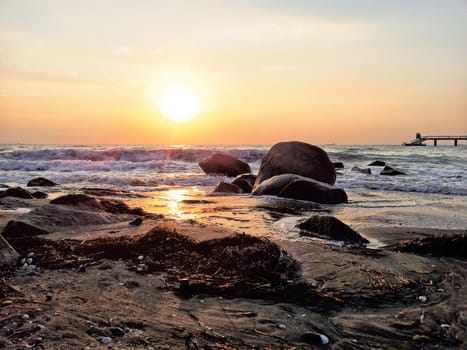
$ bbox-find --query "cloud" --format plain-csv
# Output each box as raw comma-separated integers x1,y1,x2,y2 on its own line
112,46,134,56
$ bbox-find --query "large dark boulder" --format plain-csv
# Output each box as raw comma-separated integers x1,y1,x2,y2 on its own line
252,174,347,204
2,220,49,238
199,153,251,177
254,141,336,188
27,177,57,187
0,234,19,268
297,215,369,244
0,187,34,199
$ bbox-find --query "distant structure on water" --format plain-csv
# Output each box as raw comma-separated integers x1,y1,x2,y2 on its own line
403,132,467,146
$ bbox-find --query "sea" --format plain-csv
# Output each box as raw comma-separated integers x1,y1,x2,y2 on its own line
1,144,466,242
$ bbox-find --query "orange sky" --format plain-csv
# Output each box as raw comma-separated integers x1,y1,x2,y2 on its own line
1,0,466,145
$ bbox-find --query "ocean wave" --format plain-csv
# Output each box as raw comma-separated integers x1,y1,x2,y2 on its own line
342,181,467,196
0,146,266,163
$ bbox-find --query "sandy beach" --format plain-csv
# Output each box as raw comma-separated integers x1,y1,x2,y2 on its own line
1,190,466,350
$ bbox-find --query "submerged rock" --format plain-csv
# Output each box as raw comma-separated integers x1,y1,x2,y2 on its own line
80,187,145,198
333,162,344,169
50,194,144,215
199,153,251,177
380,165,407,176
368,160,386,166
50,193,97,206
31,191,48,199
351,166,372,174
212,181,242,194
27,177,57,187
297,215,369,244
253,174,347,204
0,187,34,199
254,141,336,187
232,173,257,193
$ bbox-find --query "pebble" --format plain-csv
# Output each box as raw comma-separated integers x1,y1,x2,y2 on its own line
21,314,30,320
126,328,144,335
440,324,450,329
21,258,26,264
137,255,144,261
136,263,147,272
278,324,286,329
100,337,112,345
320,334,330,345
418,295,428,303
301,332,330,345
26,258,33,264
27,252,35,257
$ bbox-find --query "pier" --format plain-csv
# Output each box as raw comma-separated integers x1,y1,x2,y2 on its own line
404,132,467,146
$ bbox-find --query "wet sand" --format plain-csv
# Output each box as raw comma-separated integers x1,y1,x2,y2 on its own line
1,195,466,349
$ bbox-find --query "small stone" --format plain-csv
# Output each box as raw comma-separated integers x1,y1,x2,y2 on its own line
320,334,330,345
278,324,286,329
27,264,37,271
127,328,144,335
21,258,26,264
100,337,112,345
27,252,35,257
137,255,144,261
22,314,30,320
26,258,33,264
301,332,330,345
440,324,450,329
418,295,428,303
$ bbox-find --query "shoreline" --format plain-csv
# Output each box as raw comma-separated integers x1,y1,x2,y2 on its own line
1,192,466,349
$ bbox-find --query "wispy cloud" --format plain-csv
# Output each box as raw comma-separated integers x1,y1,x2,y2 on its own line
112,45,134,56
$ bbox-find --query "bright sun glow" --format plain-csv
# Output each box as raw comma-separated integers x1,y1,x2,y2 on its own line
159,86,200,123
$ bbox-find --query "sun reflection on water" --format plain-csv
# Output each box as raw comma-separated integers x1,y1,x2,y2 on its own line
162,188,196,220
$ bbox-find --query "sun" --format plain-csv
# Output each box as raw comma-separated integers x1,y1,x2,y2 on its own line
159,86,201,123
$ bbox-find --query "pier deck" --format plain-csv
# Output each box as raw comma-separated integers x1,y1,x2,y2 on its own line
404,133,467,146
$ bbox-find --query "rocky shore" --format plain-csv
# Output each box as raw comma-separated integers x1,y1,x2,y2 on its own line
1,189,465,349
1,142,466,349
